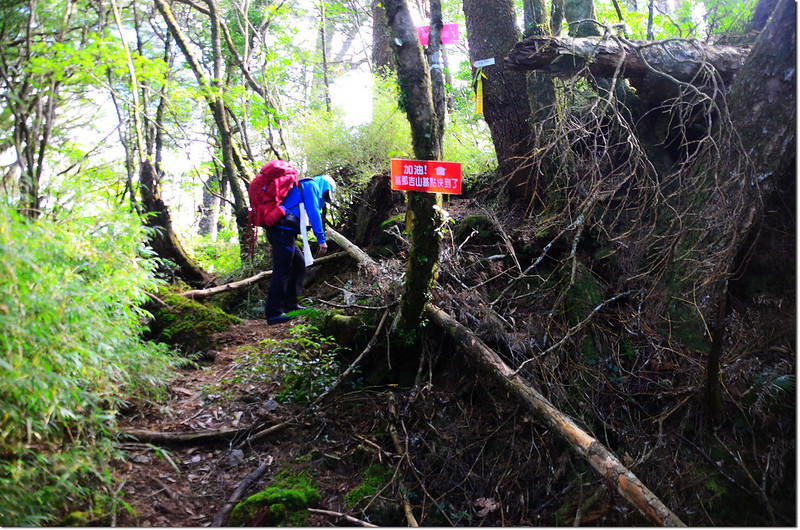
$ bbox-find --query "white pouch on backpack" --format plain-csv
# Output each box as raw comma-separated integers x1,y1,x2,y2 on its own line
298,203,314,266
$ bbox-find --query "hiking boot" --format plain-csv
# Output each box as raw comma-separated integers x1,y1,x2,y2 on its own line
285,304,307,312
266,313,294,325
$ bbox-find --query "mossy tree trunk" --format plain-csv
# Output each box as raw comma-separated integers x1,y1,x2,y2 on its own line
463,0,540,203
564,0,601,37
697,0,796,422
371,0,395,77
139,160,214,288
384,0,444,348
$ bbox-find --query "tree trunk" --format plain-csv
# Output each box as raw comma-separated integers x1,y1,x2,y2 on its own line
154,0,251,255
426,0,446,136
198,173,221,239
371,0,395,76
318,1,332,112
551,0,566,35
698,0,796,421
384,0,444,348
463,0,540,202
564,0,601,36
139,161,214,288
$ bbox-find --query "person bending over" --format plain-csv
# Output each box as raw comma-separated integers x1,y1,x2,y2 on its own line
264,164,328,325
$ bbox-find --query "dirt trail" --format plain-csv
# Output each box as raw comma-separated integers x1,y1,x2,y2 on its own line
115,319,307,527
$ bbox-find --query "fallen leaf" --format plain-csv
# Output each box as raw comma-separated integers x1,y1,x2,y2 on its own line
474,497,499,518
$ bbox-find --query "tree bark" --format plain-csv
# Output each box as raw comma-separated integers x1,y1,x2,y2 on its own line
463,0,540,201
426,0,446,136
327,228,379,271
139,160,214,288
697,0,795,420
371,0,395,76
564,0,601,36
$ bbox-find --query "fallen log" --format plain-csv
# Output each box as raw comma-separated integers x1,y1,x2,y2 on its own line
505,35,746,96
425,304,685,527
326,227,380,274
179,251,348,300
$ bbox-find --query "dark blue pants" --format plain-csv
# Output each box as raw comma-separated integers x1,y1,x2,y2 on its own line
264,226,305,318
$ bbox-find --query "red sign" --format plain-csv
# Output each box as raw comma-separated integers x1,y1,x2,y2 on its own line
391,159,462,194
416,23,459,46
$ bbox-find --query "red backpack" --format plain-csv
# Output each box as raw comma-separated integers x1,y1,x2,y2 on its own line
246,160,299,256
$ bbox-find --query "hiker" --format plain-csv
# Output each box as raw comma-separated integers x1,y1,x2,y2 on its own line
313,174,336,227
263,163,328,325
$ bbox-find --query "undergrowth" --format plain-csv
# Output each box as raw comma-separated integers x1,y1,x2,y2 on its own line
0,206,179,526
233,321,340,404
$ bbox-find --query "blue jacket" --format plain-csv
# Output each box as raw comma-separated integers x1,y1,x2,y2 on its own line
282,178,326,245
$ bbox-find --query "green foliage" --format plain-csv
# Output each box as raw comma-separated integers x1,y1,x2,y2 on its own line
292,75,413,182
234,322,340,404
0,205,179,526
443,116,497,181
345,464,394,508
230,470,320,526
184,228,242,277
594,0,757,40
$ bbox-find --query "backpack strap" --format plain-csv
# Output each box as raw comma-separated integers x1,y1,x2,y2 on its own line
285,177,311,211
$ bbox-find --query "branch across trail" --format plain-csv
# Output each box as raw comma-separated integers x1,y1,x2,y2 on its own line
179,251,348,300
425,304,686,527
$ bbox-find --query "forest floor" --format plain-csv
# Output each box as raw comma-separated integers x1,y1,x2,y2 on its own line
114,318,309,527
110,193,795,527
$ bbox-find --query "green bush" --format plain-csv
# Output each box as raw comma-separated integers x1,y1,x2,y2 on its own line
0,205,179,526
184,226,242,277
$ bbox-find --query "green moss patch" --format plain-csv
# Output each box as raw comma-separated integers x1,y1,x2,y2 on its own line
565,263,603,325
345,464,393,508
230,471,320,526
454,215,496,246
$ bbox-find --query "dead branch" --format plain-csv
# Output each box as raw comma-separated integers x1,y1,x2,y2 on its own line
307,508,378,527
211,457,273,526
305,226,685,525
387,403,420,528
327,227,380,274
179,252,347,299
121,427,246,445
425,304,686,527
235,420,292,448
